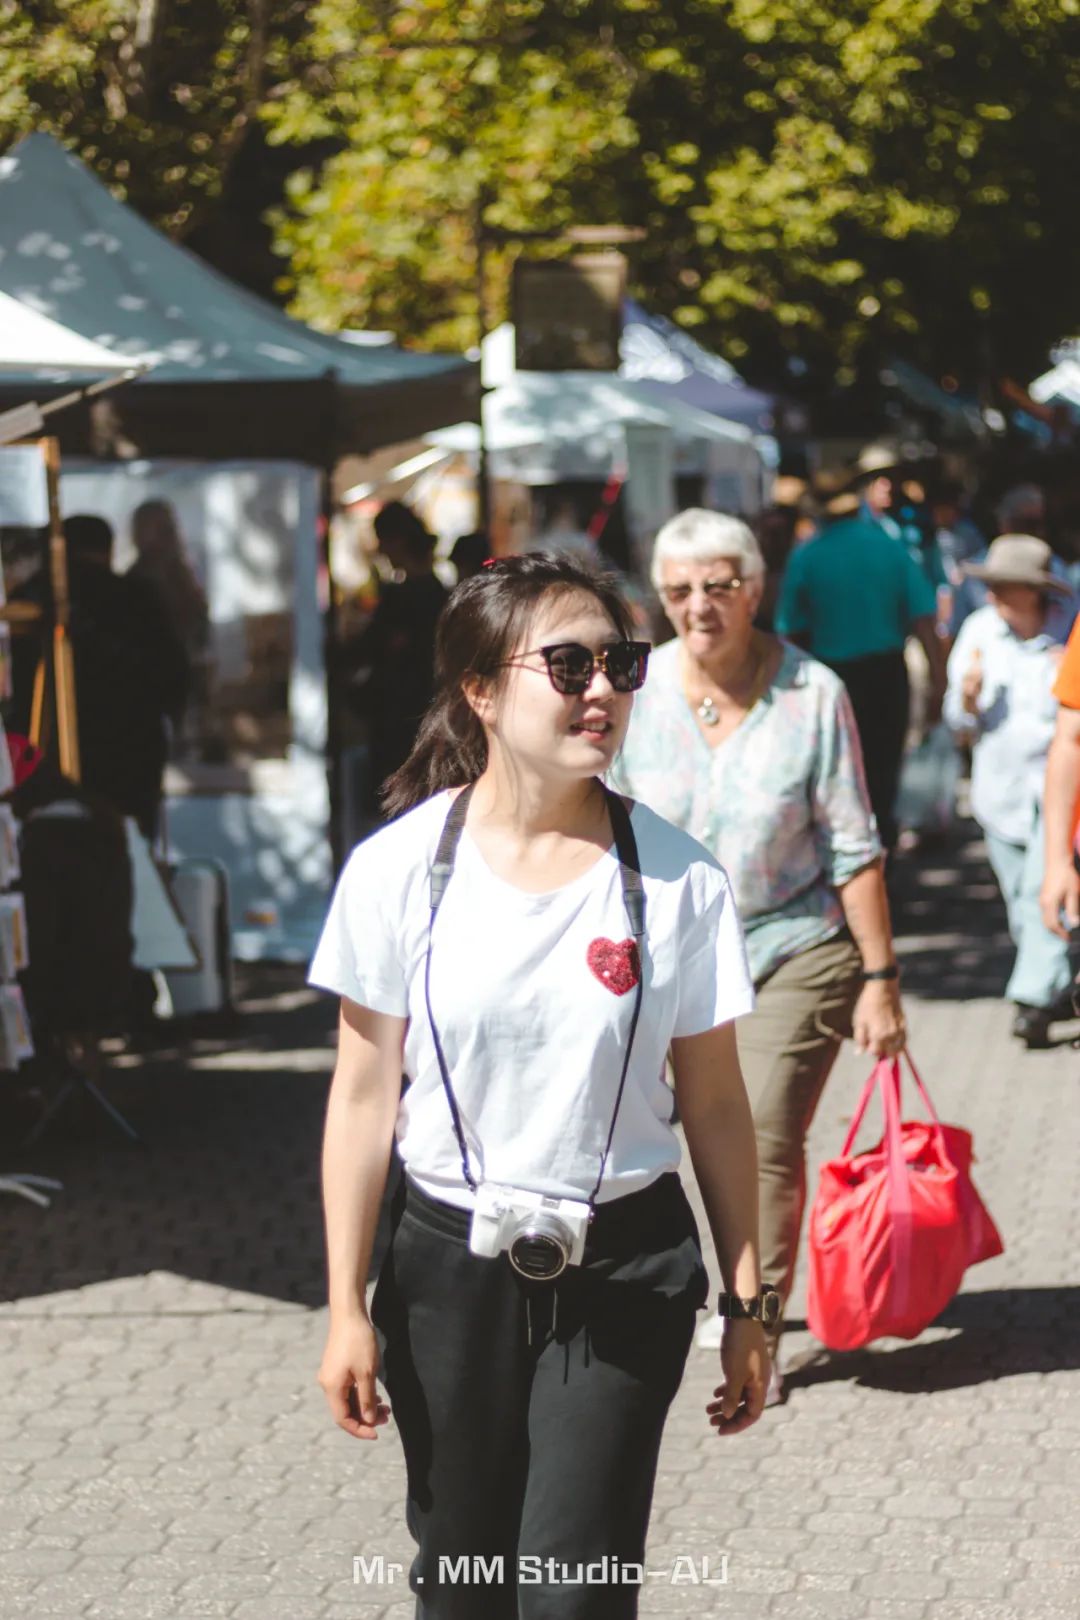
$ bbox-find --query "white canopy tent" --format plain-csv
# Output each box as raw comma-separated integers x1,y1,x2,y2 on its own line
0,289,155,447
0,289,154,376
0,134,477,460
431,324,775,517
1030,347,1080,413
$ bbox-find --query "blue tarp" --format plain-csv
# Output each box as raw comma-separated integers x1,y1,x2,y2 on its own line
619,299,776,433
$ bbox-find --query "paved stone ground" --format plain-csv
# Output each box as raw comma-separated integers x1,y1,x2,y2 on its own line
1,824,1078,1620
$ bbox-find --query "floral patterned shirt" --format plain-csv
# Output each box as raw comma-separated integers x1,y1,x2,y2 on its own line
609,638,882,984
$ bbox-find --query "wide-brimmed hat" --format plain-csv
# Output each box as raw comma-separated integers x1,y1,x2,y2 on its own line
853,443,901,478
771,475,808,509
809,467,860,518
963,534,1072,596
834,442,905,495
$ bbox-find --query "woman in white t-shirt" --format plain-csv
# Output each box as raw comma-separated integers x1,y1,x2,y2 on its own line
309,553,768,1619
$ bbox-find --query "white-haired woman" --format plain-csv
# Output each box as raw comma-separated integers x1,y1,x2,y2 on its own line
610,510,905,1398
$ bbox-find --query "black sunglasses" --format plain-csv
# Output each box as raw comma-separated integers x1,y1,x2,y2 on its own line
659,577,744,605
500,640,651,695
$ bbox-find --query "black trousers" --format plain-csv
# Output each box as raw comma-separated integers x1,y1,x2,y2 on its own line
825,648,910,852
371,1172,708,1619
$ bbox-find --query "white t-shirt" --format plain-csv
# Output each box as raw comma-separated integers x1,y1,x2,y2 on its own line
308,791,754,1211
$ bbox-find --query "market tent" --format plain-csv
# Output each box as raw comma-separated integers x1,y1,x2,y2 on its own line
0,289,154,374
0,135,477,459
430,362,772,513
1030,344,1080,413
618,299,776,433
881,357,986,439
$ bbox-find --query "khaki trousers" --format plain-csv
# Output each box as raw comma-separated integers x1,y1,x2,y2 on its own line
738,933,863,1342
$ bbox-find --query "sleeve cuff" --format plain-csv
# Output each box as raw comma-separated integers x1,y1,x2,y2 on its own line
306,966,409,1018
673,986,757,1039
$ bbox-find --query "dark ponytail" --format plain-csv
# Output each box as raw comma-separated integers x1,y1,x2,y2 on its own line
381,554,635,818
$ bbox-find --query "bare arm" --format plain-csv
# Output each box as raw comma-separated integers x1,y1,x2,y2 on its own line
672,1020,760,1298
837,860,906,1057
671,1020,766,1434
1041,706,1080,937
912,614,947,723
317,998,405,1439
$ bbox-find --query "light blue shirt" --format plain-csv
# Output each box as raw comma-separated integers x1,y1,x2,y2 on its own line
944,601,1076,843
610,640,881,982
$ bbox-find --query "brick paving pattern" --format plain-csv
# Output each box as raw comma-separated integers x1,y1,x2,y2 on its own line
1,827,1078,1619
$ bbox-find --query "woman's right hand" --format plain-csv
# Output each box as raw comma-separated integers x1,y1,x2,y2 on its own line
318,1311,391,1440
1041,854,1080,939
960,648,983,715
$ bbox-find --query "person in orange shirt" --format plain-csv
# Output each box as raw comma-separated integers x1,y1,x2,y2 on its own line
1041,618,1080,943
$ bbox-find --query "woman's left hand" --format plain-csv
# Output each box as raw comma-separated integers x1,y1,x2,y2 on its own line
706,1319,768,1436
852,979,906,1057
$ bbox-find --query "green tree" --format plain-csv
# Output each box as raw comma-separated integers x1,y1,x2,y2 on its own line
264,1,638,348
0,0,304,235
620,0,1080,386
269,0,1080,386
5,1,1079,388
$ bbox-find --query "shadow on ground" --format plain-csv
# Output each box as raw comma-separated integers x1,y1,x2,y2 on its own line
0,824,1071,1308
0,966,337,1308
887,823,1018,1001
783,1287,1080,1393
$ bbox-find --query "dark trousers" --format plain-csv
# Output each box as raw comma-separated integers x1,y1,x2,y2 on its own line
825,648,909,852
371,1172,707,1619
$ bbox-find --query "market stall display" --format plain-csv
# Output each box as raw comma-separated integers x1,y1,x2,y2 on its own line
0,545,52,1203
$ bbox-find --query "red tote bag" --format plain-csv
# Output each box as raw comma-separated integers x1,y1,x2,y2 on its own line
806,1053,1003,1352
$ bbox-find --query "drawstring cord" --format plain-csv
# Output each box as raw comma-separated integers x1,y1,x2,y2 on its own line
523,1282,565,1350
522,1280,590,1378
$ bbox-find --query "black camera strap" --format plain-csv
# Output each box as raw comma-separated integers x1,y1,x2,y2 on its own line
425,780,646,1208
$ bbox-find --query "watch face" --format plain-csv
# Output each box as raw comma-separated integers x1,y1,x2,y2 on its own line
760,1290,781,1327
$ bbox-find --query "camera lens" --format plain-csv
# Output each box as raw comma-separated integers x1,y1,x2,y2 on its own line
508,1215,570,1280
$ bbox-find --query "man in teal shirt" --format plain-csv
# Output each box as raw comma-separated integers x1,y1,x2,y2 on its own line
776,510,946,851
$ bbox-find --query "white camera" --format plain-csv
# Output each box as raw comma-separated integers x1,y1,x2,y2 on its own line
468,1182,592,1279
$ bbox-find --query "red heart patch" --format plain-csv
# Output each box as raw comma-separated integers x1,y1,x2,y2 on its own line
586,937,641,996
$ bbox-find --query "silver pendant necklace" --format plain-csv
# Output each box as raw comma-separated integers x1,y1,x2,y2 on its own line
697,696,720,727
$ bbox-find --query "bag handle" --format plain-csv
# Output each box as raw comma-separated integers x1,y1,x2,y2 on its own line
839,1056,889,1158
838,1055,938,1323
840,1048,949,1160
839,1059,915,1314
880,1058,914,1319
901,1049,946,1132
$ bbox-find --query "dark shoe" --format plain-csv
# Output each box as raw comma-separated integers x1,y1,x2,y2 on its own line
1012,1004,1053,1049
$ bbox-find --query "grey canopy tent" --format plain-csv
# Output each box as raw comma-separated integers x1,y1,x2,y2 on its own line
619,298,776,434
0,134,478,460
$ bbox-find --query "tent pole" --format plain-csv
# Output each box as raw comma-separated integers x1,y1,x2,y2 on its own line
28,657,48,750
37,367,147,423
320,384,344,871
42,437,80,781
475,197,492,539
322,464,344,872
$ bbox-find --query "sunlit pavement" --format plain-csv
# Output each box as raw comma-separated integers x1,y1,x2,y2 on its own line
1,824,1077,1619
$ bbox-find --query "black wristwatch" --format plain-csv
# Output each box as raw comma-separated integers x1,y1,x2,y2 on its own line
717,1286,781,1327
860,964,899,982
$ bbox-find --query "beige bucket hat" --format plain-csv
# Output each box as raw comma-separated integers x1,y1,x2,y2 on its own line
963,534,1073,596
